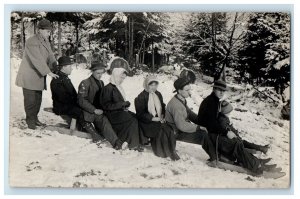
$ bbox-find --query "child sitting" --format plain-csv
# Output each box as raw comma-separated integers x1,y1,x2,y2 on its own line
218,101,270,154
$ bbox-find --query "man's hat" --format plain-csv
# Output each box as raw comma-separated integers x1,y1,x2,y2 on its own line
213,80,228,91
173,77,190,93
58,56,73,66
90,61,106,71
37,19,52,30
221,100,233,114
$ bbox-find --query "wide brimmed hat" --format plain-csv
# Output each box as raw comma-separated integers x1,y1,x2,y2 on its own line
37,19,52,30
221,100,233,114
173,77,190,93
90,62,106,71
213,80,228,91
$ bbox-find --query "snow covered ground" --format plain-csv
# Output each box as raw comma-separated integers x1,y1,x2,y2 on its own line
9,58,290,188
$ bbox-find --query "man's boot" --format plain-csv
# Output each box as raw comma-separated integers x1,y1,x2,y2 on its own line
84,123,104,143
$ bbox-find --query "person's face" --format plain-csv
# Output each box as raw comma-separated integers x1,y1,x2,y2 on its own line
61,64,73,75
179,84,192,98
39,29,51,39
119,71,127,84
214,88,225,99
92,69,106,81
148,82,158,93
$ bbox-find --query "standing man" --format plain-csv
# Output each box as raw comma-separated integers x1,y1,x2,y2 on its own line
50,56,84,128
78,62,122,149
16,19,59,129
165,78,217,161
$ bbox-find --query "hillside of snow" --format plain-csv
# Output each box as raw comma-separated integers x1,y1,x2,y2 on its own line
9,58,290,188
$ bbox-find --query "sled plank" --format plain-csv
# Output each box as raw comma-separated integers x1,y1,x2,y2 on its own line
207,161,286,179
44,125,92,139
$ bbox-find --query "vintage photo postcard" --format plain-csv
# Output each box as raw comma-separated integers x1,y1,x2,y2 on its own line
9,11,291,188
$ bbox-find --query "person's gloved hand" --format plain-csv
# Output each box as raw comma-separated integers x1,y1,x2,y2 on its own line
197,125,208,133
122,101,131,108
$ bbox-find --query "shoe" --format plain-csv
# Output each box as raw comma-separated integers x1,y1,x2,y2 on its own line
258,144,269,154
27,123,36,130
84,123,104,143
113,139,123,150
262,164,277,172
170,152,180,161
26,119,36,130
259,157,272,165
132,145,144,152
36,120,46,127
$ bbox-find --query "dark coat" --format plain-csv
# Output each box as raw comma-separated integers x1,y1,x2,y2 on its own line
16,34,56,90
78,75,104,122
100,83,132,124
134,90,166,137
100,83,145,148
197,92,226,135
217,113,230,136
50,71,78,115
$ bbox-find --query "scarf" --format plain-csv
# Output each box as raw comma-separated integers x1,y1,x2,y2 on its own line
110,67,127,100
143,75,162,118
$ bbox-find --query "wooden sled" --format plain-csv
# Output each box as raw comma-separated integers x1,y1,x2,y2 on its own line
43,107,92,139
207,160,286,179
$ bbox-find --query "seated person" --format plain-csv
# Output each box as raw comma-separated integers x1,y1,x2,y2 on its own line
100,60,147,152
135,75,179,160
165,77,217,161
78,62,122,149
50,56,84,128
198,80,275,175
218,101,269,155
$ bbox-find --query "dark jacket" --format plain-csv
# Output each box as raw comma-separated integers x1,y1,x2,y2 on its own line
50,71,78,115
16,34,56,90
217,113,230,136
78,75,104,122
198,92,226,135
135,90,166,123
134,90,166,137
100,83,132,124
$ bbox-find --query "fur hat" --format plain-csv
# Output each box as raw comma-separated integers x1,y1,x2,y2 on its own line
221,100,233,114
109,57,130,72
213,80,228,91
173,77,190,93
37,19,52,30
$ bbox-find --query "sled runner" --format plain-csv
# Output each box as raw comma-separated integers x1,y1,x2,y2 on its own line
207,160,286,179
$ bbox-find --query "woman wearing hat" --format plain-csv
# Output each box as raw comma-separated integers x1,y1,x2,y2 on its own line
100,60,146,151
134,75,179,160
78,62,121,149
15,18,59,129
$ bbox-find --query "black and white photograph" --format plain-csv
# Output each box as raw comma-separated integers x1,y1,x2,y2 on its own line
8,11,291,188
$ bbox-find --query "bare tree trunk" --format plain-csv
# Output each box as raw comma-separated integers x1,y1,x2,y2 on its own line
33,20,37,34
20,12,25,52
152,40,154,72
130,19,134,65
125,21,128,60
57,21,62,57
142,42,145,65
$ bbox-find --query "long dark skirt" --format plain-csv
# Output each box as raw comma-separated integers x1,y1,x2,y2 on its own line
140,122,176,158
106,110,146,149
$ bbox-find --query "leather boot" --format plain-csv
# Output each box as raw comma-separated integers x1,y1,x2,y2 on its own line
84,123,104,143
